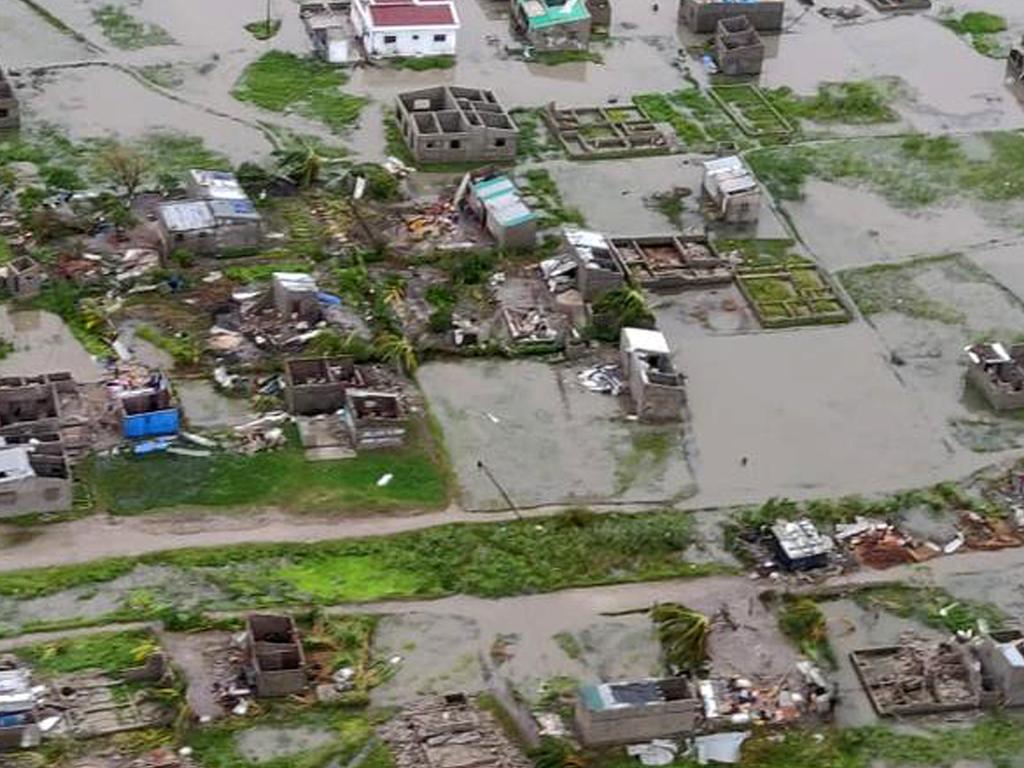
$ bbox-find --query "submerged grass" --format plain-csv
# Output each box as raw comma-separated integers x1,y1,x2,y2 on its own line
389,55,455,71
767,79,900,125
748,132,1024,207
851,584,1005,634
522,168,585,227
942,11,1008,58
838,254,978,324
92,4,174,49
233,51,367,133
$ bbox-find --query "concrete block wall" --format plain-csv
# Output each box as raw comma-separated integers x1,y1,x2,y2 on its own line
679,0,784,33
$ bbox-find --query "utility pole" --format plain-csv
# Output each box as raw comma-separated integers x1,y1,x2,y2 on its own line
476,460,521,520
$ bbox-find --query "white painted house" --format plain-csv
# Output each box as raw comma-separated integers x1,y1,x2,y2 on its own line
350,0,460,59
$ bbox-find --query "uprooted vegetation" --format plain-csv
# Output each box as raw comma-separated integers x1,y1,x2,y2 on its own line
850,584,1005,635
776,597,834,667
92,4,174,49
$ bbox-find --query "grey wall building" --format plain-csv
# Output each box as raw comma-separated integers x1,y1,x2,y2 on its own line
157,199,264,257
702,155,761,224
0,374,73,439
679,0,784,33
564,228,627,301
964,343,1024,411
344,389,408,449
4,256,45,297
0,444,72,518
0,68,19,131
714,15,765,75
395,86,518,165
620,328,685,422
575,678,702,746
284,356,365,416
976,629,1024,708
273,272,322,322
246,614,307,698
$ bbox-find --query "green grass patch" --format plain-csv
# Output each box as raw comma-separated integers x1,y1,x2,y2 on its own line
89,427,447,515
767,79,900,125
92,4,174,49
0,509,723,618
244,18,282,40
12,629,155,675
135,324,201,367
233,51,367,133
389,55,455,71
223,261,311,283
942,11,1008,58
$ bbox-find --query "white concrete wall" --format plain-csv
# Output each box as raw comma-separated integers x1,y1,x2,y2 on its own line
366,27,456,57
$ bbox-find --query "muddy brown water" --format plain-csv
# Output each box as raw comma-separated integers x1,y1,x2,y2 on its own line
0,306,104,383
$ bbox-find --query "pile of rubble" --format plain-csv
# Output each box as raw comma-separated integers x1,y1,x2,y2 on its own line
379,694,532,768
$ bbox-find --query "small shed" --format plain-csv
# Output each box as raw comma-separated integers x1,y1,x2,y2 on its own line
702,156,761,224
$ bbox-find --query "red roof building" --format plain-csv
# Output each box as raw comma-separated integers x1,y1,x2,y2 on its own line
351,0,459,57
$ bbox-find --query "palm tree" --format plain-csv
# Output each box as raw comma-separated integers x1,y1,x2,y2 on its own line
273,138,346,188
373,331,417,375
651,602,710,672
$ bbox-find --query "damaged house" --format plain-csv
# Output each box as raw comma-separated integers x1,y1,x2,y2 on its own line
851,641,982,717
714,15,765,76
771,518,833,571
246,614,308,698
350,0,459,59
620,328,686,422
156,199,264,258
0,66,18,131
575,678,702,747
512,0,591,51
395,86,519,165
611,235,732,290
3,256,45,297
301,1,360,64
113,371,180,440
458,170,538,250
379,693,532,768
0,444,71,518
273,272,322,322
284,356,365,416
702,155,761,224
679,0,784,33
975,628,1024,708
965,342,1024,411
541,228,627,300
343,389,408,449
0,659,37,751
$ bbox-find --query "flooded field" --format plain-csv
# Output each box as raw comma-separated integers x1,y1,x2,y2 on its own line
0,306,104,382
419,359,695,510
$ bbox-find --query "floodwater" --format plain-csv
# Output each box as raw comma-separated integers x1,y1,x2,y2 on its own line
788,180,1009,271
6,0,1024,180
418,359,696,510
651,316,974,506
546,156,790,239
0,306,104,383
176,379,256,430
366,574,793,704
853,255,1024,452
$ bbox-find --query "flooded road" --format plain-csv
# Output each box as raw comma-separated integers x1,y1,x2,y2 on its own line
0,306,104,383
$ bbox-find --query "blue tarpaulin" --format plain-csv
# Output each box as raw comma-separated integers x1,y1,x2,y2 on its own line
123,407,180,439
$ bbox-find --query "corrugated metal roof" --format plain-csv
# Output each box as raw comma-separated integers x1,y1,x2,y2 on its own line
209,199,262,222
159,201,216,233
622,327,670,355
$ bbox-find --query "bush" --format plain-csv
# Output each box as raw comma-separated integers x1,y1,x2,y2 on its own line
428,307,453,333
